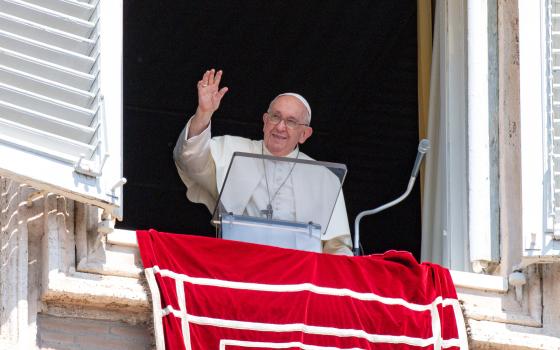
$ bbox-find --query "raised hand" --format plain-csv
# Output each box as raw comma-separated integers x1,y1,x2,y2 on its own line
197,69,228,114
189,69,229,138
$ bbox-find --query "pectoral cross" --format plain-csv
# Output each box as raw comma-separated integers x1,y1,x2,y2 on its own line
261,204,273,220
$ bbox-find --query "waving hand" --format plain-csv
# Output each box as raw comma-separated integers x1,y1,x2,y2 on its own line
189,69,228,138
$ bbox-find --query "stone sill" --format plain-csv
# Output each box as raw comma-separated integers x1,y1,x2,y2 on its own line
43,268,150,323
469,320,560,350
450,269,509,293
108,229,512,293
107,229,139,248
45,269,148,308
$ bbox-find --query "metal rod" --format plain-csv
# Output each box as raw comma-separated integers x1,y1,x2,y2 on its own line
353,139,430,256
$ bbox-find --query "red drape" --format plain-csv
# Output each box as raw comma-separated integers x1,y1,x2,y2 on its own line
137,229,467,350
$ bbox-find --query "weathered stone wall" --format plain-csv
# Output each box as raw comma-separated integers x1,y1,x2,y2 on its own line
464,263,560,349
0,177,151,349
37,314,152,350
1,177,50,348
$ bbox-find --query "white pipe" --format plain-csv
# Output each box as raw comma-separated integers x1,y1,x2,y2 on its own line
354,177,416,256
353,140,430,255
467,0,493,268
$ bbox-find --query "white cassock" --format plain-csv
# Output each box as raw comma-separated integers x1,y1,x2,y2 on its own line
173,117,353,255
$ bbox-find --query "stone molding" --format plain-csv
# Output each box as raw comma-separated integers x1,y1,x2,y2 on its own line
0,179,150,349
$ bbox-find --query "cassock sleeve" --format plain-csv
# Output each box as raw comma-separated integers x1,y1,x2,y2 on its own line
323,235,353,255
173,117,219,212
323,176,353,255
323,189,353,256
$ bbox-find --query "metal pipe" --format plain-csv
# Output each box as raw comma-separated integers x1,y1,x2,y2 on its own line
353,139,430,256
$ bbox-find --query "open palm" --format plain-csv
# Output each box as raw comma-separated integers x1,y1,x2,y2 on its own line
197,69,228,114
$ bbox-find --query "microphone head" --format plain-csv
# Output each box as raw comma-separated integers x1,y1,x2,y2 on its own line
418,139,431,153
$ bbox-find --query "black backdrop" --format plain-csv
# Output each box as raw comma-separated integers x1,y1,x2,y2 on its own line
121,0,421,258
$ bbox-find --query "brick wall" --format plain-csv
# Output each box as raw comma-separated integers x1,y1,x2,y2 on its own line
37,314,152,350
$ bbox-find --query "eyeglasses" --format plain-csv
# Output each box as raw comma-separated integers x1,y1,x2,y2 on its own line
266,113,308,129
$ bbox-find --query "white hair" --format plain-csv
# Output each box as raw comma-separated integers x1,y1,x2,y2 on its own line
269,93,312,124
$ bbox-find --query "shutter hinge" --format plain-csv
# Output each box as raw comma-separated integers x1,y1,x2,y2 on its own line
105,178,127,199
74,152,109,177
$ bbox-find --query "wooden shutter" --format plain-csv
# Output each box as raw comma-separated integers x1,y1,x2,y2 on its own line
0,0,123,217
520,0,560,260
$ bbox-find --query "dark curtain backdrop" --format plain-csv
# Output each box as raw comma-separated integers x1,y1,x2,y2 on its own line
121,0,421,258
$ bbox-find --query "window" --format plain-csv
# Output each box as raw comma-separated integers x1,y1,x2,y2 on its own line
422,0,500,272
0,0,123,218
519,0,560,261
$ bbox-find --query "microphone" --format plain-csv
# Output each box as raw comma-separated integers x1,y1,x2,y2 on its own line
353,138,431,256
410,139,431,179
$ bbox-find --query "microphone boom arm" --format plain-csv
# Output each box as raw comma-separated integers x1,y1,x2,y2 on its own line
352,139,430,256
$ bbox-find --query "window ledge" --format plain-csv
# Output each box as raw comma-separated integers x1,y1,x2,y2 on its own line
42,268,150,323
450,268,542,328
107,228,139,247
449,269,508,293
104,231,547,330
469,319,558,349
105,233,512,295
44,269,148,307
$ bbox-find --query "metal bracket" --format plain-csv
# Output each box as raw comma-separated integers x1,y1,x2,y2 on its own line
508,271,527,303
110,178,127,191
105,177,127,198
74,151,109,178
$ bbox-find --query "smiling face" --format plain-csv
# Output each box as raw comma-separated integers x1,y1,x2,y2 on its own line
262,95,313,156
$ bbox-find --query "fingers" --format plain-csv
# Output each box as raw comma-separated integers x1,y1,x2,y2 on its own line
208,68,215,85
197,69,226,100
216,86,228,100
214,70,223,87
198,69,224,89
201,70,210,86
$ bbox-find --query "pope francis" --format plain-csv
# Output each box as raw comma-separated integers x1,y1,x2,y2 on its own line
173,69,352,255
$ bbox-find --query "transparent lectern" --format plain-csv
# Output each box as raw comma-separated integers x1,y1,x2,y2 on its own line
212,152,347,253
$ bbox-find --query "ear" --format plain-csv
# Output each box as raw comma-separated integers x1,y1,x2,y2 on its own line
298,126,313,144
262,113,267,132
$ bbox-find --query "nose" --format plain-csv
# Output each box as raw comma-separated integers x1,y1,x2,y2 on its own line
274,119,288,131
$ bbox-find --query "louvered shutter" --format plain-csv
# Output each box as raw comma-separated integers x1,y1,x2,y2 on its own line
519,0,560,261
0,0,123,217
547,0,560,252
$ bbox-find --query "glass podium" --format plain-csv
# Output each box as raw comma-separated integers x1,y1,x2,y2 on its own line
212,152,346,253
